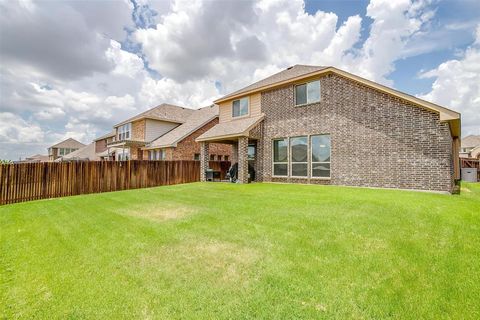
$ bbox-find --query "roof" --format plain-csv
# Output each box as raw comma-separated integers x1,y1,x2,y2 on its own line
213,65,460,137
49,138,86,149
219,65,327,101
146,105,219,149
114,103,195,127
25,154,49,162
461,135,480,148
93,130,115,141
56,143,99,161
196,115,264,142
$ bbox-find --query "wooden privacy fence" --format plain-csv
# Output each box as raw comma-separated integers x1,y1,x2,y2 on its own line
0,160,231,205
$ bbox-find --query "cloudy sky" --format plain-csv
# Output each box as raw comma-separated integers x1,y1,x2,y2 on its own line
0,0,479,160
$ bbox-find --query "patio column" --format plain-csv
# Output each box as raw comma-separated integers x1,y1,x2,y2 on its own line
237,137,249,183
232,142,238,164
200,142,209,182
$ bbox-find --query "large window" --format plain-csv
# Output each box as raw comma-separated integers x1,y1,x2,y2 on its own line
311,135,331,178
118,123,131,141
232,97,249,117
290,136,308,177
118,149,130,161
273,138,288,176
148,149,165,160
272,134,331,178
295,80,320,106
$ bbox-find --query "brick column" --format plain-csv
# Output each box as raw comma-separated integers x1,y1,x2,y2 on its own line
237,137,249,183
231,142,238,164
200,142,209,182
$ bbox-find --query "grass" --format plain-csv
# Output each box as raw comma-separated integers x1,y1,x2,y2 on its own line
1,182,480,319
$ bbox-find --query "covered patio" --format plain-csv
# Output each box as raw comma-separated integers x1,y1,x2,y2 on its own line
196,115,264,183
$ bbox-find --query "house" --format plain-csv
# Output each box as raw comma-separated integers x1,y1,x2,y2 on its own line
460,135,480,159
107,103,194,160
196,65,461,193
55,143,99,162
48,138,86,161
93,130,116,160
143,105,231,161
20,154,50,163
107,103,230,161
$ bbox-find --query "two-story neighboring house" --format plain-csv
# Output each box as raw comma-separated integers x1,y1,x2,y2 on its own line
143,105,231,161
196,65,461,193
107,103,195,160
459,135,480,159
93,131,116,160
48,138,86,161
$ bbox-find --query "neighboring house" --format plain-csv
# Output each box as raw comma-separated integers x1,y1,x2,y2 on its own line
143,105,231,161
460,135,480,159
55,143,99,162
107,103,195,160
93,130,116,160
18,154,50,163
196,65,461,193
48,138,86,161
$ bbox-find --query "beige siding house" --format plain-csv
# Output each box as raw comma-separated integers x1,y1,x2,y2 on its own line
48,138,86,161
197,65,461,193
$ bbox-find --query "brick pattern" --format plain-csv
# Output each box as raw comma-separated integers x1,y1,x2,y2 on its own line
132,120,146,141
248,122,264,181
237,137,249,183
259,73,454,192
200,142,209,182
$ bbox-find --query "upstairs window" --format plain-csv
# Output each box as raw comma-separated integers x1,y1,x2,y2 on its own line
232,97,249,117
118,123,131,141
295,80,320,106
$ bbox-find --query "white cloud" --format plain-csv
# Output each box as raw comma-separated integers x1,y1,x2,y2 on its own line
105,40,145,78
0,112,45,143
419,24,480,136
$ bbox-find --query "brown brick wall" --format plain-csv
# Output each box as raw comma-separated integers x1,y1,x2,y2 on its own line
132,120,146,141
259,73,454,192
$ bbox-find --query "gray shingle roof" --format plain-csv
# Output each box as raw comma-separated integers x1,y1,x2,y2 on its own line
147,105,219,148
196,115,264,141
49,138,86,149
461,135,480,148
217,65,327,101
114,103,195,127
93,130,116,141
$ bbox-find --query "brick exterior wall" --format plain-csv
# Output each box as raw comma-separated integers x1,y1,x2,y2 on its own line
259,73,454,192
132,120,146,141
237,137,249,183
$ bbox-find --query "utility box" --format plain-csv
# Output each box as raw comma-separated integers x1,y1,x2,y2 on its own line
461,168,478,182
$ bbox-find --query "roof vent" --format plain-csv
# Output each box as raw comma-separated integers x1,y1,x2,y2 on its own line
286,66,294,70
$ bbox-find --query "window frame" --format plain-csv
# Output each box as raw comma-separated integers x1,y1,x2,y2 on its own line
232,96,250,118
272,138,289,177
310,134,331,179
118,123,132,141
290,136,308,178
294,79,321,107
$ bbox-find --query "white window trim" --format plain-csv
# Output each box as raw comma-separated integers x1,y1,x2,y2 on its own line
232,96,250,119
290,136,309,178
310,134,331,180
294,80,321,107
272,138,289,177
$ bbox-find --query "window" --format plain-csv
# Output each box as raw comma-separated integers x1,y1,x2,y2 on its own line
149,149,166,160
248,145,255,160
273,139,288,176
217,155,222,161
118,123,132,141
290,136,308,177
118,149,130,161
210,154,215,161
295,80,320,106
224,155,229,161
194,153,200,161
232,97,249,117
311,135,331,178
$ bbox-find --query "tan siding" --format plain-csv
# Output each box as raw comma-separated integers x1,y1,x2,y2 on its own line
218,92,262,123
145,119,179,142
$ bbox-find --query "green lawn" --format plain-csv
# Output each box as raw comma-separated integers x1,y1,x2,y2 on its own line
1,182,480,319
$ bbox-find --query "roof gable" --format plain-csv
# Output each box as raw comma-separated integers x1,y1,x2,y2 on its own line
50,138,86,149
114,103,195,127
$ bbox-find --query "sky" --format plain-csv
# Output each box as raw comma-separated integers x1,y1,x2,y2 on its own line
0,0,479,160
